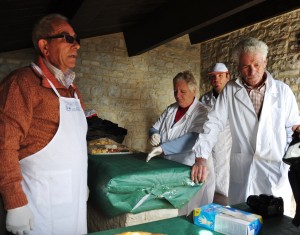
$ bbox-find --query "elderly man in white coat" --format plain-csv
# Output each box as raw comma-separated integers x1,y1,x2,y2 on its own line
191,37,300,216
200,63,231,205
146,70,215,215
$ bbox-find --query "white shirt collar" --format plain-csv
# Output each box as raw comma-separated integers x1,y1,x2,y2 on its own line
43,59,75,88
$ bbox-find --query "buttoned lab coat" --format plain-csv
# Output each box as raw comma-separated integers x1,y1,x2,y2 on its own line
194,71,300,205
153,98,208,166
200,91,232,197
152,98,215,214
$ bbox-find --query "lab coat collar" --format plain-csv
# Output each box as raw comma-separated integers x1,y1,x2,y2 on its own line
206,90,216,107
172,97,198,125
234,75,256,115
234,71,279,116
264,71,278,97
235,71,276,93
182,97,198,117
264,71,280,110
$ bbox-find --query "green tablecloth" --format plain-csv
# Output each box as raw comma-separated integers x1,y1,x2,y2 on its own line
88,152,202,218
88,215,223,235
88,203,299,235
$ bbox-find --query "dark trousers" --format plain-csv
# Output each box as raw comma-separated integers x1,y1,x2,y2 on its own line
0,197,8,235
289,161,300,226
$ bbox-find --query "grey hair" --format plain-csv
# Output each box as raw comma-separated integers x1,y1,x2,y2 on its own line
232,37,268,64
32,14,69,55
173,70,197,93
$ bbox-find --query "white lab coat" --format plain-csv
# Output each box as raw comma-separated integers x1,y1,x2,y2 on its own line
152,98,215,214
153,98,208,166
200,91,232,197
194,71,300,209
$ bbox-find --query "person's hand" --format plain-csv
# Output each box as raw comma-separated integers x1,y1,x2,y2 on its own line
149,133,161,146
6,205,35,235
191,157,209,184
293,125,300,131
146,146,163,162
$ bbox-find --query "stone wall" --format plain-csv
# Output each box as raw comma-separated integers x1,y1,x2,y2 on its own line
75,34,201,151
0,34,201,152
0,8,299,152
199,9,300,103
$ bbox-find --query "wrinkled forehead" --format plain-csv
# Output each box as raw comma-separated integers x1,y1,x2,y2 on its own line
209,72,227,75
208,72,228,78
51,20,75,35
239,51,266,61
174,79,188,87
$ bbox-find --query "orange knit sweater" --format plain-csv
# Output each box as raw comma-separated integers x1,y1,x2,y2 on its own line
0,57,85,210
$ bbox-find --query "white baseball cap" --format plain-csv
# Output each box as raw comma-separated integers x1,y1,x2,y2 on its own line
208,63,228,74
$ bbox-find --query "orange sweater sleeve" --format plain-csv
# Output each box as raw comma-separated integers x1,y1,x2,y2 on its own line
0,61,86,210
0,69,32,209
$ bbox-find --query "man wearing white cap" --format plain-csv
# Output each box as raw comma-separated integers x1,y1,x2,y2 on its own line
200,63,231,205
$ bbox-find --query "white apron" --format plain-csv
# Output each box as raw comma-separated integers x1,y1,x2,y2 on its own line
20,64,88,235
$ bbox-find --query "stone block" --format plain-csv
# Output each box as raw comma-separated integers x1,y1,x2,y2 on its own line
87,201,178,233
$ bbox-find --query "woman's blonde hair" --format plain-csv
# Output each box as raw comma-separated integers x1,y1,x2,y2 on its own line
173,70,197,93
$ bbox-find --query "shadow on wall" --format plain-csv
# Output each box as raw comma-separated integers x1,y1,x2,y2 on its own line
0,48,37,83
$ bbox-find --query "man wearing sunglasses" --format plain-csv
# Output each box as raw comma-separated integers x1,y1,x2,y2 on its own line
0,14,87,235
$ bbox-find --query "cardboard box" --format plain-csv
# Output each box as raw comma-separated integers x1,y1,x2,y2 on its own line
193,203,263,235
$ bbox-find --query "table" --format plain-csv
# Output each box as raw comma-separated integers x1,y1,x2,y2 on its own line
88,152,202,218
87,152,203,232
88,203,299,235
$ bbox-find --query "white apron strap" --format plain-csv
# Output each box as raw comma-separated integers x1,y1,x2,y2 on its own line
31,62,78,99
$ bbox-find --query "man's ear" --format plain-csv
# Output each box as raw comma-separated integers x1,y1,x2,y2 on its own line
192,87,197,96
38,39,49,56
227,74,231,81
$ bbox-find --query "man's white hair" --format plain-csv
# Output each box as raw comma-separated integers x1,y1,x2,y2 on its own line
173,70,197,93
232,37,268,64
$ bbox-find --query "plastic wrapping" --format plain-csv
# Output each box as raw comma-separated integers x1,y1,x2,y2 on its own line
88,153,202,218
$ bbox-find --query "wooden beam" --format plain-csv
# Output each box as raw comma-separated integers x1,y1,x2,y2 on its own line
189,0,300,44
123,0,265,56
0,0,83,53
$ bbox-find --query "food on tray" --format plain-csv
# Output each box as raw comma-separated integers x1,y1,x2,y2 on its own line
88,138,117,146
89,145,130,154
88,138,130,154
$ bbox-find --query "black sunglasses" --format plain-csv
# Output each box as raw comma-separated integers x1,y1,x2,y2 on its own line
43,34,80,45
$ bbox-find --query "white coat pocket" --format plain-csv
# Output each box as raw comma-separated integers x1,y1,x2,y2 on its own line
230,153,253,184
35,170,73,206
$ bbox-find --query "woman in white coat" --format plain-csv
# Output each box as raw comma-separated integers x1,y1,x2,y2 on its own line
147,70,215,215
192,37,300,215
